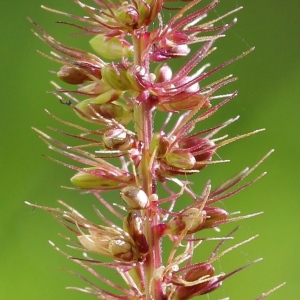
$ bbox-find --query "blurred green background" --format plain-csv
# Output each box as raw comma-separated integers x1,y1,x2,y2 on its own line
1,0,299,299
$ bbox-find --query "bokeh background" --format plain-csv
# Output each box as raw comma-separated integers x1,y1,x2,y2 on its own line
1,0,299,299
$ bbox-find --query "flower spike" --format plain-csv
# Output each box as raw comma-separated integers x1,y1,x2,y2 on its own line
28,0,283,299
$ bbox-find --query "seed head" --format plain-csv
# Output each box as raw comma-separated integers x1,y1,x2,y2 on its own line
28,0,283,299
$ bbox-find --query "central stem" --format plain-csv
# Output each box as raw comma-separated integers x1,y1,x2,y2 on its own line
133,32,163,299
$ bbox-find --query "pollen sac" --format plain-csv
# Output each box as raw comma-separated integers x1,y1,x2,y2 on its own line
103,129,134,150
120,186,149,209
165,150,196,170
174,264,221,299
124,213,149,256
90,34,133,60
70,167,134,190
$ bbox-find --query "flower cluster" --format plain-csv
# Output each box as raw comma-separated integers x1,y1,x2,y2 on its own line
28,0,284,299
